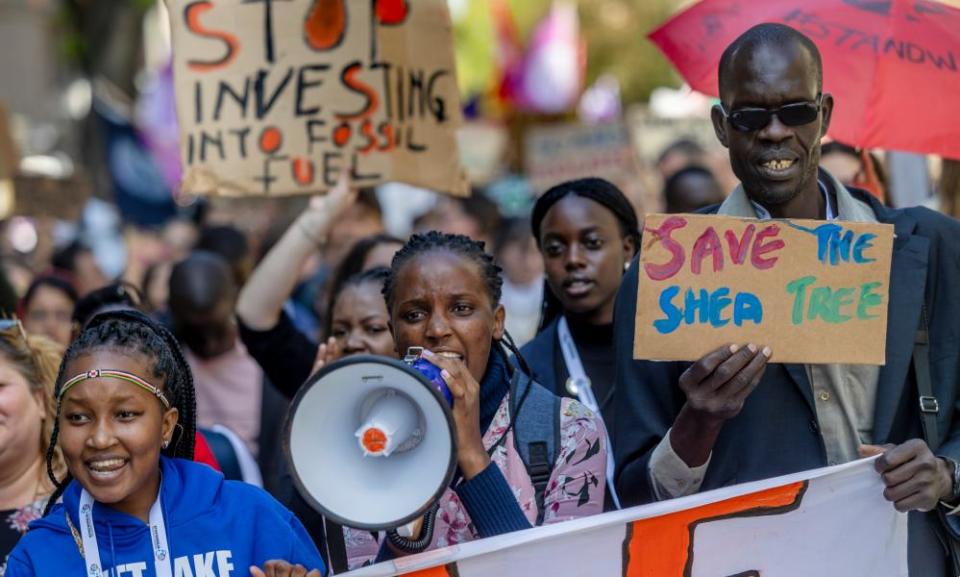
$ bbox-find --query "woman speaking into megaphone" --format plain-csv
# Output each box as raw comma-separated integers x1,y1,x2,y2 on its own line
339,230,608,568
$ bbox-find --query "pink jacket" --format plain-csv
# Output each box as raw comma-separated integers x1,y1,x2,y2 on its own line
344,394,607,569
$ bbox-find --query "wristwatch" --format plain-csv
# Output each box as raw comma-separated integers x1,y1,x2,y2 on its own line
940,456,960,509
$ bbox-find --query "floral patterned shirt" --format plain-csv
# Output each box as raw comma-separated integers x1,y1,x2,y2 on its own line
0,499,46,577
343,395,607,569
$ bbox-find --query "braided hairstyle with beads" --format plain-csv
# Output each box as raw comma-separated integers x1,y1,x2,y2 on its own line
383,230,532,375
42,309,196,515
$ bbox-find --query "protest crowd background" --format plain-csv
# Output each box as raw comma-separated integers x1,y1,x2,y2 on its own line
0,1,959,576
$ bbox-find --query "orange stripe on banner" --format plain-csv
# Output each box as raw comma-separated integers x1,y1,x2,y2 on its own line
623,481,807,577
404,564,456,577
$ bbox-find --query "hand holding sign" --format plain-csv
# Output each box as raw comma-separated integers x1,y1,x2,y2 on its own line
249,560,321,577
298,171,356,245
671,343,771,467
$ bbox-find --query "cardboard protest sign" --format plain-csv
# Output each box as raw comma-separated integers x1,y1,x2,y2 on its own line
634,214,894,364
168,0,468,197
0,103,89,220
525,121,648,210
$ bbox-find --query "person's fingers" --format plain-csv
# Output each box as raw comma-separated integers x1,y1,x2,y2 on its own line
312,343,327,374
883,476,934,512
328,337,343,362
422,350,469,399
308,170,355,215
681,344,739,387
727,347,771,403
876,439,928,472
322,337,338,363
265,561,280,577
700,344,762,392
895,492,937,513
860,444,895,459
333,167,352,193
307,571,322,577
291,565,308,577
249,567,266,577
882,458,931,489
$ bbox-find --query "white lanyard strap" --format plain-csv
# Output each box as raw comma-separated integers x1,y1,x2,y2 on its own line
79,487,173,577
557,317,621,509
557,317,596,411
78,491,104,577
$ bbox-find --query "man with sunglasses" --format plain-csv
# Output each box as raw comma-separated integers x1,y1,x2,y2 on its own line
613,23,960,576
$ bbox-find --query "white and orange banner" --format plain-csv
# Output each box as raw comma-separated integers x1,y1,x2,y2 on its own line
345,459,907,577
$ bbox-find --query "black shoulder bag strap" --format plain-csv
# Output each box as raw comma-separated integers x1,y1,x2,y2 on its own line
913,305,960,576
915,305,940,451
323,517,350,575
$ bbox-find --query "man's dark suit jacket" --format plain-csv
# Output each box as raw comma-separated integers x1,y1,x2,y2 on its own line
613,186,960,576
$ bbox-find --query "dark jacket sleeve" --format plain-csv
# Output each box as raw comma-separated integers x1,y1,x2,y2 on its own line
454,463,533,536
612,255,687,507
914,208,960,537
238,311,317,398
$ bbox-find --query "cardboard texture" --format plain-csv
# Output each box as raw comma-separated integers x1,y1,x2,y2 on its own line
0,104,19,180
168,0,468,197
634,214,894,365
10,174,91,221
525,121,646,211
0,103,89,220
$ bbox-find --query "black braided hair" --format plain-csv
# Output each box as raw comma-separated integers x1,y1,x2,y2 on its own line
530,177,641,333
383,231,533,376
43,309,196,515
339,266,390,301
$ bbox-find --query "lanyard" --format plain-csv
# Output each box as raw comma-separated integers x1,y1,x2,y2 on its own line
78,488,173,577
557,316,621,509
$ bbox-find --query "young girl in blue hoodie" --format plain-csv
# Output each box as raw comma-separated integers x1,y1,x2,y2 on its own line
6,310,325,577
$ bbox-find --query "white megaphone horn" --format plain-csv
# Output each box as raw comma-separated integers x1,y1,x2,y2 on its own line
284,354,457,530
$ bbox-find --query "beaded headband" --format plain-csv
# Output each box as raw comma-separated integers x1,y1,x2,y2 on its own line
59,369,171,409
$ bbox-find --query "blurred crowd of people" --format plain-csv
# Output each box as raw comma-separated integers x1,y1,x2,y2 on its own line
1,126,959,572
1,10,960,571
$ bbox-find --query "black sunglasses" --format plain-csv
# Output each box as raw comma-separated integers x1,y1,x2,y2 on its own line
721,94,823,132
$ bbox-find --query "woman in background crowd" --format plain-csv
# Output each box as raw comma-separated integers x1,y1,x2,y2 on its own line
520,177,640,509
494,218,544,347
20,276,77,348
0,323,64,576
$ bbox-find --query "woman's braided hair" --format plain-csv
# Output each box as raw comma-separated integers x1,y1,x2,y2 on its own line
43,309,196,515
382,231,531,375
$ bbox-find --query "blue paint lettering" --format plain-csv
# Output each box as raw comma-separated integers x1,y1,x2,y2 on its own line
653,286,764,334
789,222,880,265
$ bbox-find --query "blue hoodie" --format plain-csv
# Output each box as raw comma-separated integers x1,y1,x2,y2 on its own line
5,457,325,577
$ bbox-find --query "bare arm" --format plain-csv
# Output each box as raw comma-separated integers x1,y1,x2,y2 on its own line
236,174,355,330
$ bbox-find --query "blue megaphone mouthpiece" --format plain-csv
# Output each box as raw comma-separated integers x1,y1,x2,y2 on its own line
404,347,454,406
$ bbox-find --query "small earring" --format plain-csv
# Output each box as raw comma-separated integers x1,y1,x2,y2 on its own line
162,440,169,450
624,262,630,271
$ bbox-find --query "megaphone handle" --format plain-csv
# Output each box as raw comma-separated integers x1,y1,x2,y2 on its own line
386,504,439,554
323,517,349,574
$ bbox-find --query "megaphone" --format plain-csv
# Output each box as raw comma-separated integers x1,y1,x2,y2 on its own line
284,353,457,530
